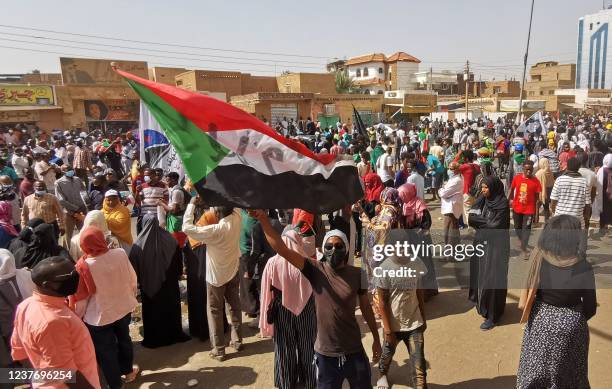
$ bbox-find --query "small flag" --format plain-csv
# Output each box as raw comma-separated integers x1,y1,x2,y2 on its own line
352,105,366,137
118,69,363,213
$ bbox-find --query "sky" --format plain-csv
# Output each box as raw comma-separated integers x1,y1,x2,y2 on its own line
0,0,607,80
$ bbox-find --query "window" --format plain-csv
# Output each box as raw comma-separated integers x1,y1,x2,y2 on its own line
363,67,369,77
364,89,370,94
378,67,383,74
377,90,384,94
176,80,183,86
590,23,593,30
356,68,361,77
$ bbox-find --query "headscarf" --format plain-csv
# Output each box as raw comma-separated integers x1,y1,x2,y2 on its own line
363,173,384,203
398,183,427,225
535,158,555,201
259,230,312,337
0,202,17,236
0,248,34,299
68,226,108,309
605,153,612,169
14,223,66,269
70,210,113,260
8,218,44,253
482,176,507,210
79,226,110,257
380,187,401,208
321,229,349,252
129,214,178,298
102,197,133,245
519,248,580,323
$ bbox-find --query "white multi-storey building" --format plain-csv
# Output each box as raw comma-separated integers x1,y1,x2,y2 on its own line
576,7,612,89
345,52,421,95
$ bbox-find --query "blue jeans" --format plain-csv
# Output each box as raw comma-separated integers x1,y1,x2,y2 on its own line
315,350,371,389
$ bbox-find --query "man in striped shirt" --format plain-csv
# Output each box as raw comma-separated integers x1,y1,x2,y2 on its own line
550,157,590,228
538,141,561,177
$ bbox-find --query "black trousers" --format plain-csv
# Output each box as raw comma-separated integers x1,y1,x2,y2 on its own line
86,313,134,389
513,212,533,251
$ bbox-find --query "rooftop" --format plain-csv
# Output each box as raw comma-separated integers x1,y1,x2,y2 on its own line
346,51,421,66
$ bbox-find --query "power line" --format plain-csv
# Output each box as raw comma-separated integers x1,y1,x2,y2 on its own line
0,37,324,70
0,45,280,74
0,24,330,59
0,30,327,66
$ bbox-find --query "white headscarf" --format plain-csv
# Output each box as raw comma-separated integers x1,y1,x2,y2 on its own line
321,229,349,252
0,249,34,298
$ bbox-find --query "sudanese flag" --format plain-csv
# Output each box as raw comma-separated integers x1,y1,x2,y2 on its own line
115,68,363,213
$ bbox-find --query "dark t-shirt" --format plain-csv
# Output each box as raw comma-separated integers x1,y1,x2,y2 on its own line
301,259,367,356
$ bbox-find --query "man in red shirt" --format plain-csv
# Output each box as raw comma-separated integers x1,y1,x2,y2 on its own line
508,160,542,259
457,150,480,224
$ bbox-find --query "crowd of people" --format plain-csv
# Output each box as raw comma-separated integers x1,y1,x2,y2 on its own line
0,112,609,389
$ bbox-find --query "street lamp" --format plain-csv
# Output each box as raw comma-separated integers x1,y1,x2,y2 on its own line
464,62,470,123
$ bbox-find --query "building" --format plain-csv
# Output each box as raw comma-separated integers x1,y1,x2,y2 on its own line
0,84,63,130
230,92,384,128
326,59,346,73
525,62,576,111
0,72,63,85
148,67,187,86
383,90,437,121
345,51,421,95
576,7,612,89
175,70,278,101
276,72,335,94
413,70,458,95
555,88,612,111
481,80,522,98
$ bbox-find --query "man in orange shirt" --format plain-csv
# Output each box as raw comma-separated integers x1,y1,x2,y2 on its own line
11,256,101,389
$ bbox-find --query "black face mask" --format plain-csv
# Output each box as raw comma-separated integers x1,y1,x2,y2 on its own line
323,248,347,269
54,272,80,297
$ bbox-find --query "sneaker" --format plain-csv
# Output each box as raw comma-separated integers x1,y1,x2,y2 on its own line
480,319,496,331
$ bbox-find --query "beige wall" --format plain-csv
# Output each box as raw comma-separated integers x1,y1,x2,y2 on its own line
149,67,187,85
277,73,335,94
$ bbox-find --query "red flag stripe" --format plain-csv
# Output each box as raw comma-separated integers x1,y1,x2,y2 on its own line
115,68,335,165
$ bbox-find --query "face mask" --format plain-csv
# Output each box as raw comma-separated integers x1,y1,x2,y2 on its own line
323,247,347,269
65,170,75,178
54,272,80,297
35,190,46,196
1,184,13,191
144,175,151,183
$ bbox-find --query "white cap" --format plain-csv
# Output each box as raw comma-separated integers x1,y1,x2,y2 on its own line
104,189,119,197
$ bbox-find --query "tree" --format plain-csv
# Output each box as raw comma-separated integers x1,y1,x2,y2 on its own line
335,70,356,94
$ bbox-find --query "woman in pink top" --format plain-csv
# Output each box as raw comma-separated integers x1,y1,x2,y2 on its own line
71,226,138,389
259,230,315,389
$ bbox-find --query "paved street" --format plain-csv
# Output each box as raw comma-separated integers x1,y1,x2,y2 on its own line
127,203,612,389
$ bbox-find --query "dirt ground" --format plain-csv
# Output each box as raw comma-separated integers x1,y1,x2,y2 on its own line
126,202,612,389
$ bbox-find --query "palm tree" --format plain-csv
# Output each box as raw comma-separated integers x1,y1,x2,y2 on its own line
335,70,356,94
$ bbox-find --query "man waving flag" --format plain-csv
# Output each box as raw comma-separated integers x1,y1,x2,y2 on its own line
114,66,363,213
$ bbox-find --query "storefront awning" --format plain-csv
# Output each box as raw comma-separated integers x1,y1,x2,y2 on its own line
0,105,63,111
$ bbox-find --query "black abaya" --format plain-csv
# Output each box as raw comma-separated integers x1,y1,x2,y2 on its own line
183,244,208,340
134,245,190,348
468,179,510,323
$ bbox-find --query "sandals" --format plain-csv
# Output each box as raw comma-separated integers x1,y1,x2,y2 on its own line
376,375,390,389
209,350,226,362
123,366,140,383
230,341,243,352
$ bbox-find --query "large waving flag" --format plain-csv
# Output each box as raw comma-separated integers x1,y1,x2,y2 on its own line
517,111,546,135
116,68,363,213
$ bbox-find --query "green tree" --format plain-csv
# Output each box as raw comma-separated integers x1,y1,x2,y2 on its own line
335,70,356,94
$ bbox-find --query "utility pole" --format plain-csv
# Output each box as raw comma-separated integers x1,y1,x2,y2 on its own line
429,67,433,91
517,0,535,125
464,60,470,122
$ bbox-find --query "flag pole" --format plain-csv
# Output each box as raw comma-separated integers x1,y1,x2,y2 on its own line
517,0,535,126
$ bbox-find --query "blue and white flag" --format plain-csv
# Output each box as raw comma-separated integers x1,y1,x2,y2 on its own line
138,101,184,179
517,111,546,135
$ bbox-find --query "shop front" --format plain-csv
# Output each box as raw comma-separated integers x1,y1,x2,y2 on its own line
0,84,63,130
83,99,139,133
